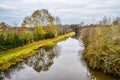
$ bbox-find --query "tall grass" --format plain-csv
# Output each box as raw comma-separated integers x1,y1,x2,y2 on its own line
81,25,120,77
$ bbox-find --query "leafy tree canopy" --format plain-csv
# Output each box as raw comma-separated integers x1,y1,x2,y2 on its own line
22,9,54,27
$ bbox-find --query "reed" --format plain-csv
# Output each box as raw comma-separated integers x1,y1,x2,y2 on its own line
81,25,120,77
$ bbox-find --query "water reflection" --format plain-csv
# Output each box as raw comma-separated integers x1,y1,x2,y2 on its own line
0,62,24,80
0,46,60,80
25,46,60,72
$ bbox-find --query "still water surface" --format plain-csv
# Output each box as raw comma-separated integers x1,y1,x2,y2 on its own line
0,38,118,80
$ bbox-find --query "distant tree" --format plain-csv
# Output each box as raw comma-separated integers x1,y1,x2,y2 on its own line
62,25,72,34
80,22,84,26
22,9,54,27
113,17,120,26
55,17,61,25
55,17,64,35
99,16,111,25
0,22,7,30
102,17,107,25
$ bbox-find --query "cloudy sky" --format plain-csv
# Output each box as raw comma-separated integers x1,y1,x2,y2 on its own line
0,0,120,25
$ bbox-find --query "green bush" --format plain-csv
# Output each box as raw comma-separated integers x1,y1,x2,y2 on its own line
45,32,55,39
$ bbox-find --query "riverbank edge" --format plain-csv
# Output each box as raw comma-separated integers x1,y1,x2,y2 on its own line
82,39,120,78
0,32,75,71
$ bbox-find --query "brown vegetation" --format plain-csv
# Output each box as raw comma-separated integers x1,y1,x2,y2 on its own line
80,23,120,77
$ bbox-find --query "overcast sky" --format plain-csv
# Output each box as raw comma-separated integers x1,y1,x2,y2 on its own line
0,0,120,25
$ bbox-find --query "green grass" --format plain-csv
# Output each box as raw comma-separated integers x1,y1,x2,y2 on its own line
0,32,75,71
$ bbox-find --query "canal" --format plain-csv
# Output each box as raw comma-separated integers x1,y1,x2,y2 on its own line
0,38,118,80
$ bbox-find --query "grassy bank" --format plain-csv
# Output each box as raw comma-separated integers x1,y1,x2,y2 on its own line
80,25,120,77
0,32,75,71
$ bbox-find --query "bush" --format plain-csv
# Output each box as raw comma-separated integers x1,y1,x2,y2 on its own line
0,30,46,51
45,32,55,39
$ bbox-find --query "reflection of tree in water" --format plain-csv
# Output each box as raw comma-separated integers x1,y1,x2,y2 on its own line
0,45,61,80
25,46,60,72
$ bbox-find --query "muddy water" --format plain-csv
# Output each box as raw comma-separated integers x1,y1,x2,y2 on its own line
0,38,118,80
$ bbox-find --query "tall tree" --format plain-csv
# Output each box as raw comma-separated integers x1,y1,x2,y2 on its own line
22,9,54,27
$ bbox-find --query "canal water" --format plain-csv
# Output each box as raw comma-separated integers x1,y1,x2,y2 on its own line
0,38,118,80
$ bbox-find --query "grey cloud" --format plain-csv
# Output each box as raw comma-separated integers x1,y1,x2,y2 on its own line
0,0,120,25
